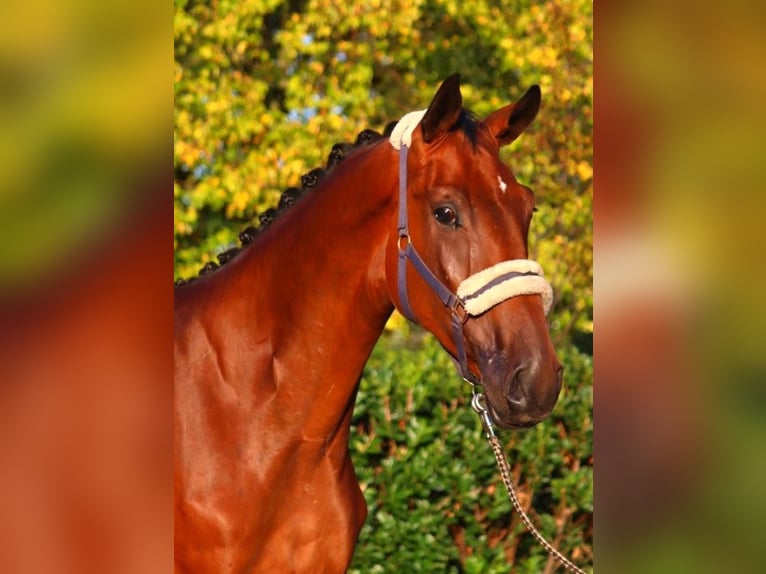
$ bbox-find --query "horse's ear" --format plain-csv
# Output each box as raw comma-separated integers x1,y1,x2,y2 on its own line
420,73,463,144
483,85,541,146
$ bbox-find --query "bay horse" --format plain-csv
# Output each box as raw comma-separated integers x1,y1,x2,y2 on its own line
174,74,562,573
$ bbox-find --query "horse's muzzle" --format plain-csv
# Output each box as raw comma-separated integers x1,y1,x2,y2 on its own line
481,352,563,429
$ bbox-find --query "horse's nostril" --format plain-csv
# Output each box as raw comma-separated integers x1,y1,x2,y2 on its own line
555,363,564,385
507,392,526,409
506,367,527,408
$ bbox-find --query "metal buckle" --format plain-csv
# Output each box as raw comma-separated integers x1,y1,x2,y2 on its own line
453,300,469,323
471,392,496,439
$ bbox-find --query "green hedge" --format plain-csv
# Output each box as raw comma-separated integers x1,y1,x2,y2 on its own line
349,329,593,573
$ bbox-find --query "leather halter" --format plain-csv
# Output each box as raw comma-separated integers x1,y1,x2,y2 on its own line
396,145,476,383
395,144,552,385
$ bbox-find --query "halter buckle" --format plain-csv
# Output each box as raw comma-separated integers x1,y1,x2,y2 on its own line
452,300,469,324
397,233,410,253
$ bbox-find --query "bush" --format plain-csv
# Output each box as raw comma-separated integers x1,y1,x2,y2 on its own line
349,329,592,572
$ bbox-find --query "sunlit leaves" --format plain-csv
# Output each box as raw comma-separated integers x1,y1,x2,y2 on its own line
174,0,592,337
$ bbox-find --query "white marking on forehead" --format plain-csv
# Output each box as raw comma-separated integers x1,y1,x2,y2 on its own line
497,175,508,194
389,109,427,150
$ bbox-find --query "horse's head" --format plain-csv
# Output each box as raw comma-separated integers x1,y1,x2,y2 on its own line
385,74,562,429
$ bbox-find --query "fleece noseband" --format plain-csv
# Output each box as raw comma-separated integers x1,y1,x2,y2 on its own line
390,115,553,384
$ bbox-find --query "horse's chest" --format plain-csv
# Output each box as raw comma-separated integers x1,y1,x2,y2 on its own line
253,452,367,562
177,446,367,573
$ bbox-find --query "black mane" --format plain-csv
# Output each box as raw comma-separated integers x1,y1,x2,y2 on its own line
453,109,479,146
174,110,480,286
174,125,389,286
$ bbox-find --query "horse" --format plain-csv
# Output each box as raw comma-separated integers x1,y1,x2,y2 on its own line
174,73,562,573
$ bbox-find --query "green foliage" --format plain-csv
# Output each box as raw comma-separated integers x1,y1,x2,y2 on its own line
350,333,592,572
174,0,592,570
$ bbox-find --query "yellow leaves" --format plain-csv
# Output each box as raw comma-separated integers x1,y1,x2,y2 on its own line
175,109,191,132
174,0,593,332
567,158,593,183
308,60,325,75
336,40,353,53
326,113,344,132
190,120,210,144
460,84,476,103
569,21,587,45
576,161,593,182
175,141,193,168
205,98,224,115
527,46,559,69
541,46,559,68
307,117,321,136
282,158,308,183
259,112,275,130
174,202,197,237
175,221,191,236
226,190,251,219
175,217,195,237
583,75,593,98
384,311,407,333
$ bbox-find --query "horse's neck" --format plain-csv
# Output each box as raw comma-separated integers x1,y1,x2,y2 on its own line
205,143,397,443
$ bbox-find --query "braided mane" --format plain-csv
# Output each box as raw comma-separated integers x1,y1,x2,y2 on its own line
174,121,398,286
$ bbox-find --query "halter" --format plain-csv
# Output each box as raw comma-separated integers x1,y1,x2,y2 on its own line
389,117,588,574
392,136,553,386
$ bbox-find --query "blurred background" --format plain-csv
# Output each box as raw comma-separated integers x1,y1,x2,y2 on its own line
0,0,168,293
1,1,171,573
596,2,766,573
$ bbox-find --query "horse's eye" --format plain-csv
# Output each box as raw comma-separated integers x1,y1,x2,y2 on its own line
433,205,458,227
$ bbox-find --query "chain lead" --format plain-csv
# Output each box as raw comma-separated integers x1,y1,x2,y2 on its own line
470,389,588,574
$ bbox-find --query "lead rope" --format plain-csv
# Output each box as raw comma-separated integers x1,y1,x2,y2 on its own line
471,391,588,574
390,129,586,572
